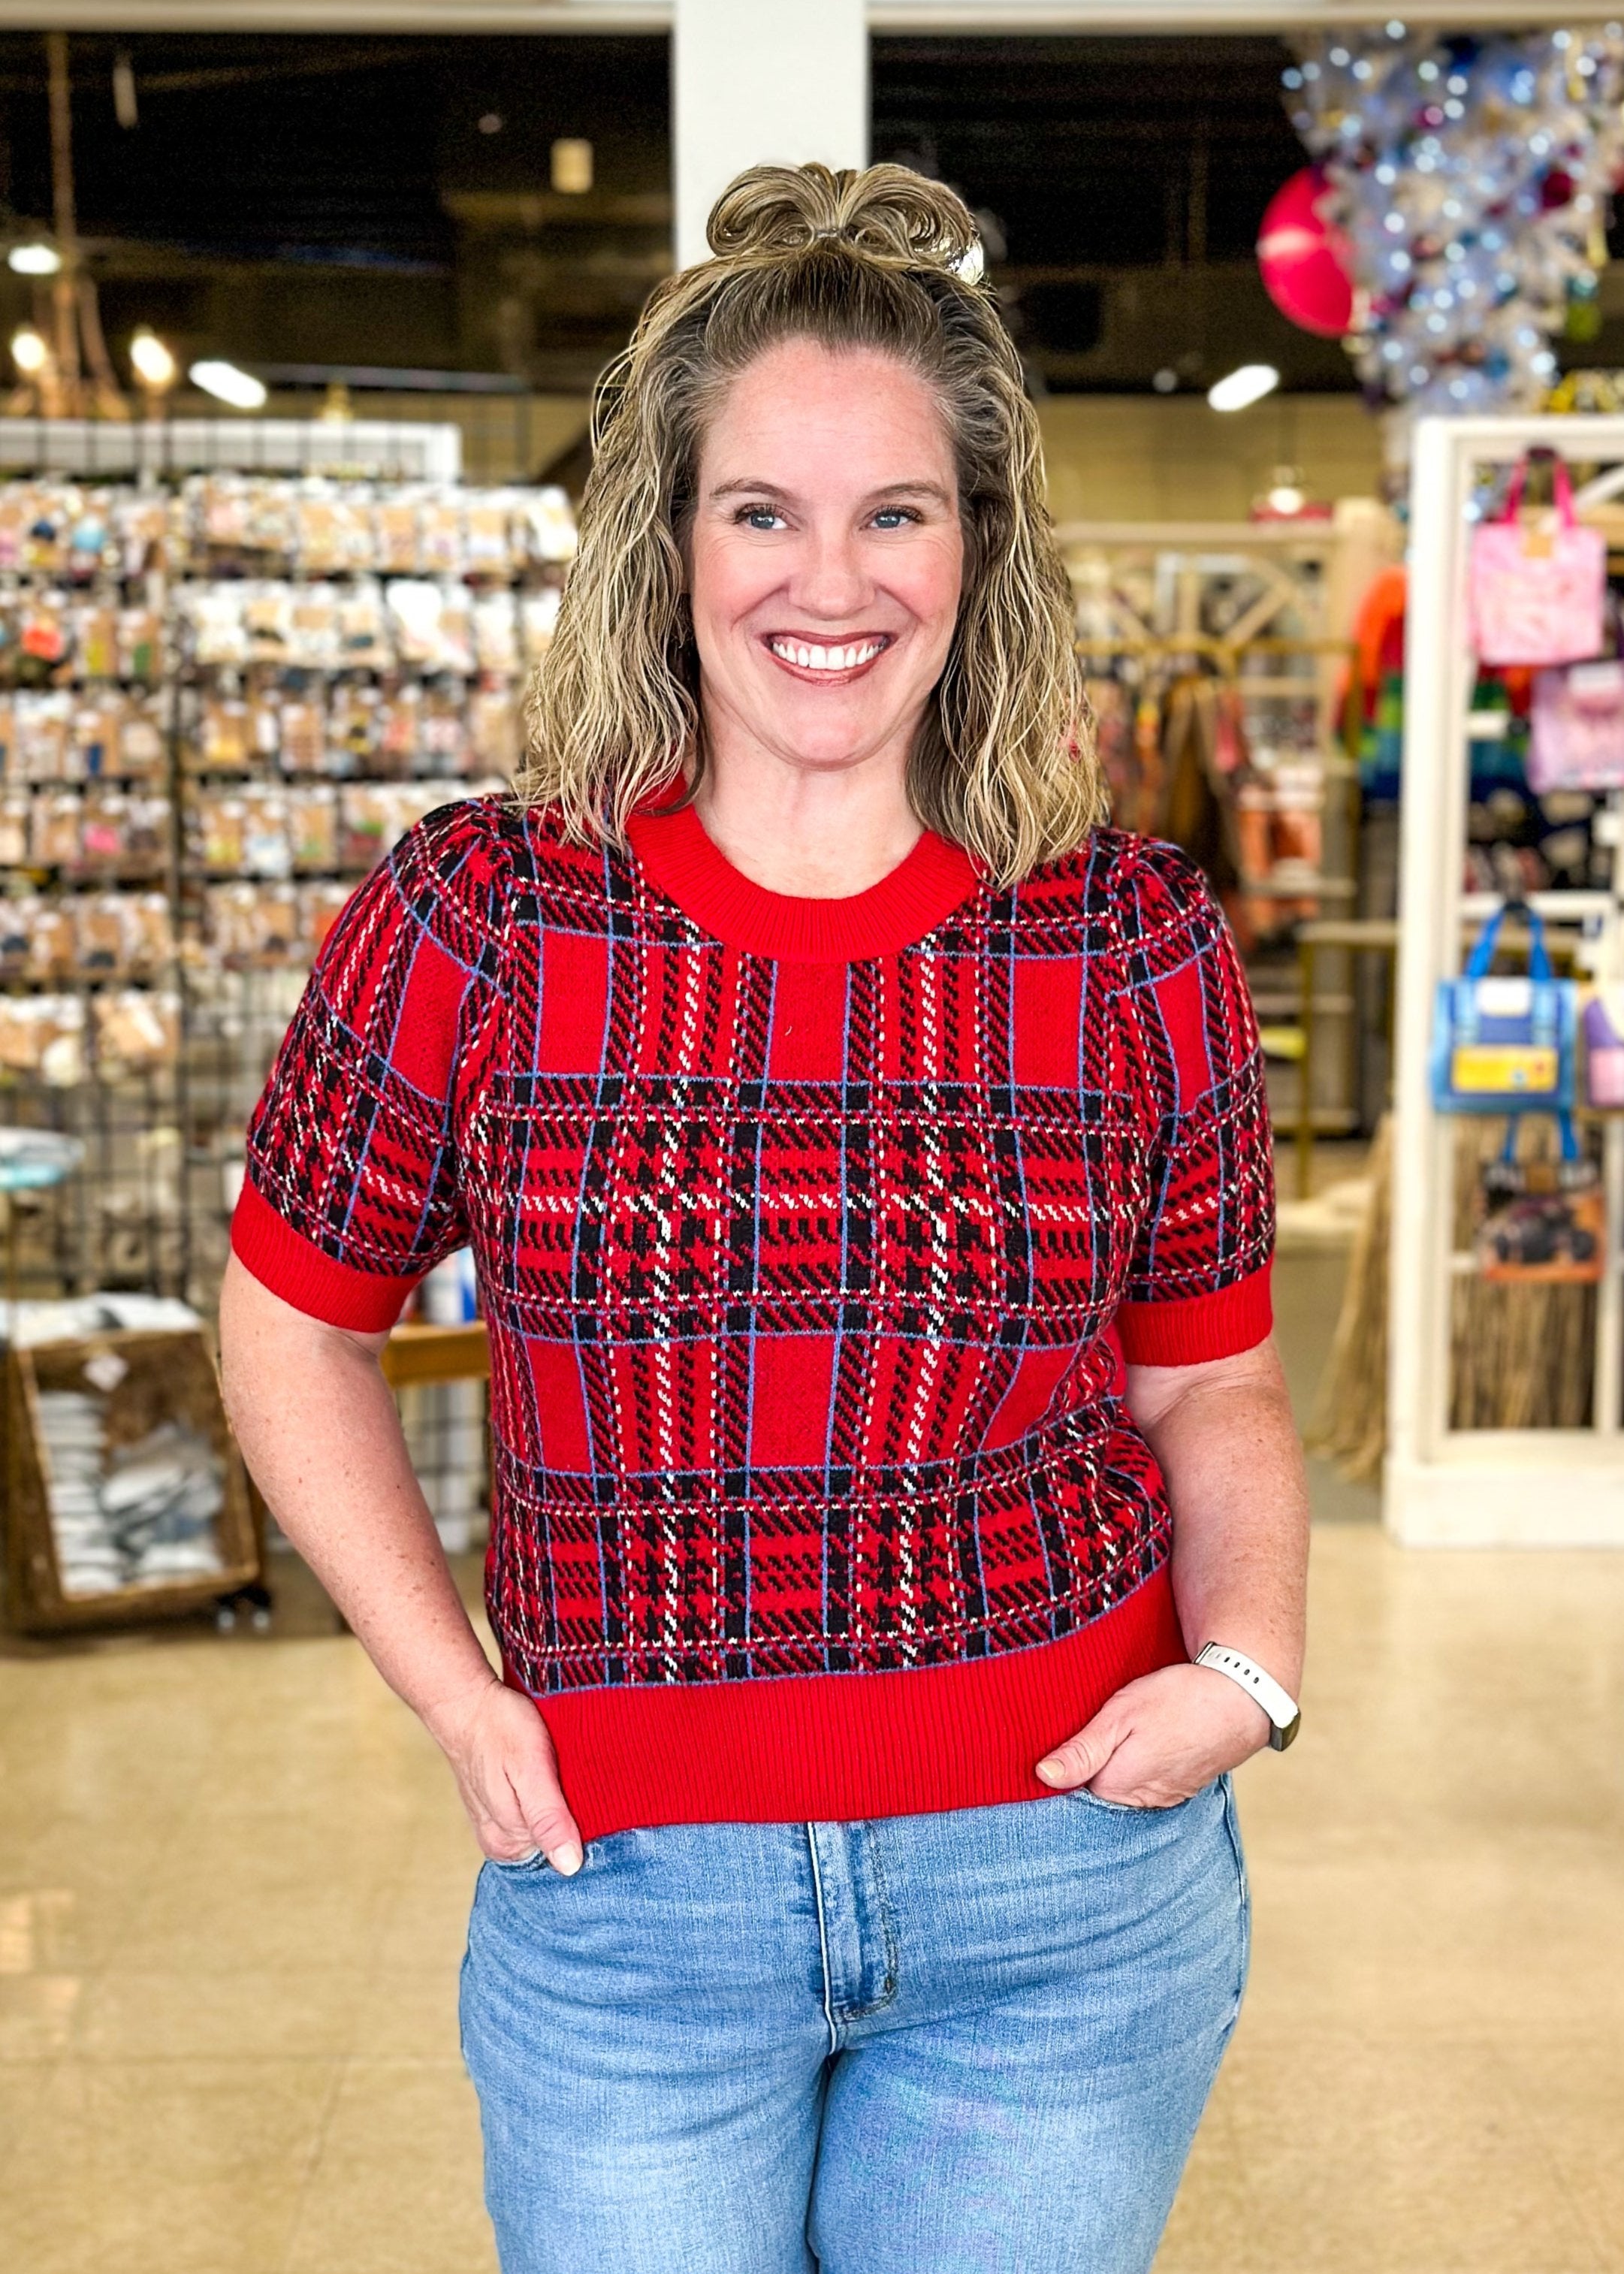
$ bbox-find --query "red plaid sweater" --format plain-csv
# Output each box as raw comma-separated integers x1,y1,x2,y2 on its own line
234,795,1274,1840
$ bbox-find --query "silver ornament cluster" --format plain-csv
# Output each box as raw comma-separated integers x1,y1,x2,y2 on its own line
1284,23,1624,424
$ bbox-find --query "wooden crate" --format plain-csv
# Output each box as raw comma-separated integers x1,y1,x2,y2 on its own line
3,1327,261,1635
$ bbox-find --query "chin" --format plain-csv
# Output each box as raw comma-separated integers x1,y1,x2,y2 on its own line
762,724,895,773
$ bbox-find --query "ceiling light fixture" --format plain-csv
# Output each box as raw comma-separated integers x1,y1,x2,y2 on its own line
129,328,177,391
1208,363,1280,412
11,325,50,376
113,50,138,131
551,137,594,195
189,358,267,411
8,240,61,276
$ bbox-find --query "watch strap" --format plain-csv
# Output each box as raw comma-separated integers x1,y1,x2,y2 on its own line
1195,1641,1302,1751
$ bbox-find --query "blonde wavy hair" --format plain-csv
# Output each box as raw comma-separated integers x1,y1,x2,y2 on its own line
518,161,1103,885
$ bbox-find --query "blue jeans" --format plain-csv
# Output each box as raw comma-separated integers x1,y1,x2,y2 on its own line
460,1779,1248,2274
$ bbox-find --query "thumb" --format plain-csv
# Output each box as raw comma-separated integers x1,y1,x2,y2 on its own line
1035,1704,1125,1792
527,1799,584,1880
507,1742,585,1878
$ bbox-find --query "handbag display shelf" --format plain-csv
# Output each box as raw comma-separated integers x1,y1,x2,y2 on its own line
1389,412,1624,1546
3,1324,259,1635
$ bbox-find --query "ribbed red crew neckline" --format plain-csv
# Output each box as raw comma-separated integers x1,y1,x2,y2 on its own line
626,796,979,963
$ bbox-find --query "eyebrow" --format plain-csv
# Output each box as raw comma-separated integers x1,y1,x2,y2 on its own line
706,477,955,507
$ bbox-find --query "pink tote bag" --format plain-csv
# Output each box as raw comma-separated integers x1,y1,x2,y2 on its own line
1470,456,1605,668
1528,659,1624,792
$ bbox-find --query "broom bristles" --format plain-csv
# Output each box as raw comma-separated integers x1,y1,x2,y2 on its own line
1306,1112,1595,1487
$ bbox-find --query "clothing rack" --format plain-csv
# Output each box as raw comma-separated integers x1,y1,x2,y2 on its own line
1075,630,1367,1151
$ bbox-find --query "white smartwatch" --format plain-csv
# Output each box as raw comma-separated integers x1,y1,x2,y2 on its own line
1194,1642,1302,1751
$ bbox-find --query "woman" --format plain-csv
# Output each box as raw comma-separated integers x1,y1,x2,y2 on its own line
221,163,1308,2274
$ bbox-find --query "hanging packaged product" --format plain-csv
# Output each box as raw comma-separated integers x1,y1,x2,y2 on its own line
1474,1114,1605,1284
1469,455,1604,668
1430,901,1576,1112
1583,989,1624,1108
1527,657,1624,791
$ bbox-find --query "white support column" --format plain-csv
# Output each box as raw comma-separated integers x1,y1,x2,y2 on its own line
672,0,868,271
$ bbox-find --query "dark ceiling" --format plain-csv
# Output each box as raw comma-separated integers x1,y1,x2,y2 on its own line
3,26,1580,403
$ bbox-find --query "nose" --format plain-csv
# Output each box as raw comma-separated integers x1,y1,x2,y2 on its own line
788,521,871,624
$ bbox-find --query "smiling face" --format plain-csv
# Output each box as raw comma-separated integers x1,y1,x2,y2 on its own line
687,337,965,785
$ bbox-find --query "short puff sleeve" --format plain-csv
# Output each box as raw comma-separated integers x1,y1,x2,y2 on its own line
229,802,507,1330
1111,841,1275,1367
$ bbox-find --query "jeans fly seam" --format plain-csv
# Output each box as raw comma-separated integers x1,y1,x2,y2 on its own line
847,1824,900,2018
804,1824,840,2056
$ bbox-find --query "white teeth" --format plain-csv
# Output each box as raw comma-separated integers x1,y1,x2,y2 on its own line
770,638,884,672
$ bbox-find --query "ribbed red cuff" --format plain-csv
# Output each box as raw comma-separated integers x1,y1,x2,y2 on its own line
231,1177,418,1332
1115,1264,1272,1367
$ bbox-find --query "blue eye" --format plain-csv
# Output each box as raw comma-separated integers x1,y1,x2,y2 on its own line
871,508,917,530
738,506,782,531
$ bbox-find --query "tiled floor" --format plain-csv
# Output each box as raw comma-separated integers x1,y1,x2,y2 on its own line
2,1258,1621,2269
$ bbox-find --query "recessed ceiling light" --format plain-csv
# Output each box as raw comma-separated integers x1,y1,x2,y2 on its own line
551,138,594,195
1208,364,1280,412
478,113,503,135
8,241,61,276
189,358,267,410
130,329,177,389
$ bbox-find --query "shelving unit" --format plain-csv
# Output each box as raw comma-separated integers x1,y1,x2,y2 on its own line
1389,414,1624,1545
0,423,575,1312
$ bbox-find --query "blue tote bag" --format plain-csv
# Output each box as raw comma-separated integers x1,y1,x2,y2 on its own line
1431,902,1577,1114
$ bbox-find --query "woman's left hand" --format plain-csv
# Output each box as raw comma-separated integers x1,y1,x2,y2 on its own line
1034,1662,1273,1809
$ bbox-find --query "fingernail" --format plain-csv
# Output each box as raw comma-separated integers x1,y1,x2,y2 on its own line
551,1841,584,1877
1035,1759,1067,1786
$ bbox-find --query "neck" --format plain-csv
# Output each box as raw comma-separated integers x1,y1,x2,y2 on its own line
692,729,923,900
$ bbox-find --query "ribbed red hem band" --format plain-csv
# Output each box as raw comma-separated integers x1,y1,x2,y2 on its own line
231,1178,418,1332
1115,1265,1272,1367
521,1567,1186,1844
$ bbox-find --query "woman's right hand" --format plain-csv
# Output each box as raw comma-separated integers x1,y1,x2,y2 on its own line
426,1674,584,1875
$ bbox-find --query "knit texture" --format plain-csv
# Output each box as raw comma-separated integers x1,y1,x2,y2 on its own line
234,795,1274,1837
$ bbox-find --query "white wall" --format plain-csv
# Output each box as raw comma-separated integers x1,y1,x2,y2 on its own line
1037,394,1384,522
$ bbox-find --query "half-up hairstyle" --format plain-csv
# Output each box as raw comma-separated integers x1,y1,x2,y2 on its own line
519,162,1103,884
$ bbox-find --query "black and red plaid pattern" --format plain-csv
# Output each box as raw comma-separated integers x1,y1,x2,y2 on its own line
237,796,1272,1816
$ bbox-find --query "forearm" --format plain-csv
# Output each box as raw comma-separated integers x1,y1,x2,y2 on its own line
218,1253,498,1737
1129,1339,1309,1693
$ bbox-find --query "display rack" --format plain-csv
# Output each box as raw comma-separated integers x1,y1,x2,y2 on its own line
0,423,561,1603
0,422,575,1312
1389,414,1624,1545
0,418,463,482
1058,514,1398,1137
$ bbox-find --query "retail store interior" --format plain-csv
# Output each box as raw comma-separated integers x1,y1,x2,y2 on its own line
1,9,1622,2272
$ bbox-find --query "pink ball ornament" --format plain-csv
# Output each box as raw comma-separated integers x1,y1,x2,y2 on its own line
1256,167,1357,338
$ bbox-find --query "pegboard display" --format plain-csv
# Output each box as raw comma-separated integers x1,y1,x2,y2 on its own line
0,450,575,1309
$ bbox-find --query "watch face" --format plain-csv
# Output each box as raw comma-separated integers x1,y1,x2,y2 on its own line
1271,1711,1303,1753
